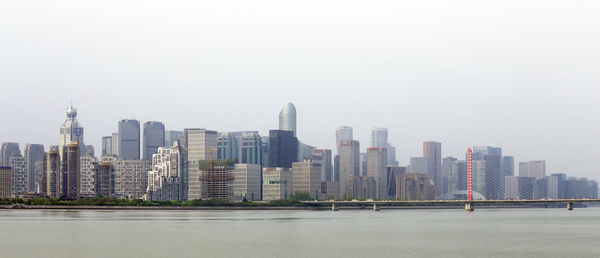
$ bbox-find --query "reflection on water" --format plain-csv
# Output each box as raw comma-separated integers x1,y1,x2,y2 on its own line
1,208,599,258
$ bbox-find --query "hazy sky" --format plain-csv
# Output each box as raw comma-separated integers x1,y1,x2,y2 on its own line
1,1,598,181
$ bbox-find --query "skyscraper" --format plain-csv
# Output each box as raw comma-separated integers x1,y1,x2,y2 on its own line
61,142,80,200
184,128,218,200
164,130,184,147
268,130,297,168
311,149,332,182
338,140,360,198
102,136,113,156
59,106,85,161
95,162,115,198
80,155,97,197
370,127,388,148
366,147,388,199
278,103,297,136
423,141,441,196
24,144,44,192
143,121,165,161
43,149,60,198
118,119,140,160
472,146,503,200
111,133,119,156
241,132,262,164
0,142,21,166
335,126,352,149
232,164,262,201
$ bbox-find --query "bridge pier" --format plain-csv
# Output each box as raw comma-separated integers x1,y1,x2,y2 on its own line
465,202,475,212
567,202,573,211
373,203,380,211
332,203,339,211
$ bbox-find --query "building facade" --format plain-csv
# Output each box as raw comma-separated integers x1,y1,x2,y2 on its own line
143,121,165,161
291,161,322,199
113,159,150,199
262,167,292,201
118,119,140,160
366,147,388,199
268,130,297,168
24,144,44,192
278,103,297,136
232,164,261,201
0,166,12,198
184,128,218,200
338,140,360,199
61,142,80,200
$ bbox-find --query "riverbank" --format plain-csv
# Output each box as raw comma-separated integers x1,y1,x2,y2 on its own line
0,204,564,210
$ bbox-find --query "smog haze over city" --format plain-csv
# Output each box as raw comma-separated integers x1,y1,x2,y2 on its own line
1,1,598,181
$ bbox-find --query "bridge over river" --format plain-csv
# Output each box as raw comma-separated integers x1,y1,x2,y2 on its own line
301,199,600,211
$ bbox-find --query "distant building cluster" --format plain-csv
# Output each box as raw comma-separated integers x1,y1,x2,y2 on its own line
0,103,598,201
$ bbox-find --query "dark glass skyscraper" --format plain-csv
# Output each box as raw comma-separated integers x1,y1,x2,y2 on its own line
143,121,165,161
118,119,140,160
268,130,297,168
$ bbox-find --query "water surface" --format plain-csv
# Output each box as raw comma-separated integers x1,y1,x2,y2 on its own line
1,208,599,257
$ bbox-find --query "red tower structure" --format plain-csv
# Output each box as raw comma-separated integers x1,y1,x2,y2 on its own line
467,148,473,201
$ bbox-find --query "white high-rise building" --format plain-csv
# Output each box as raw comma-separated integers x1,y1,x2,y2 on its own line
80,155,97,197
146,143,183,201
59,106,85,161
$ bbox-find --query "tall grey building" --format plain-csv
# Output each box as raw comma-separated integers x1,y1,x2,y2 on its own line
184,128,217,200
143,121,165,161
218,131,261,164
102,136,113,156
359,153,367,177
118,119,140,160
366,147,388,199
370,127,388,148
241,132,262,164
59,106,85,161
24,144,44,192
335,126,352,150
472,146,503,200
292,161,322,199
164,130,184,147
423,141,441,197
232,164,262,201
1,142,21,166
279,103,297,136
311,149,332,182
502,156,514,177
386,143,398,166
519,160,546,179
338,140,360,198
409,157,427,174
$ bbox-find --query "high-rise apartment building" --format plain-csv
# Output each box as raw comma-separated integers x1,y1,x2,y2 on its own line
279,103,297,136
80,155,97,197
24,144,44,192
292,161,322,199
43,149,60,198
9,155,26,194
143,121,165,161
61,142,80,200
268,130,297,168
1,142,21,166
0,166,12,198
146,144,183,201
232,163,261,201
59,106,85,161
95,162,115,198
184,128,218,200
338,140,360,198
118,119,140,160
366,147,388,199
113,159,150,199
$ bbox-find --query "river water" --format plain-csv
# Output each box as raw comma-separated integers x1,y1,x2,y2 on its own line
1,208,599,258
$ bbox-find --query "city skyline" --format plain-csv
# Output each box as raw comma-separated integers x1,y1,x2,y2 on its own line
1,1,598,183
0,102,597,182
